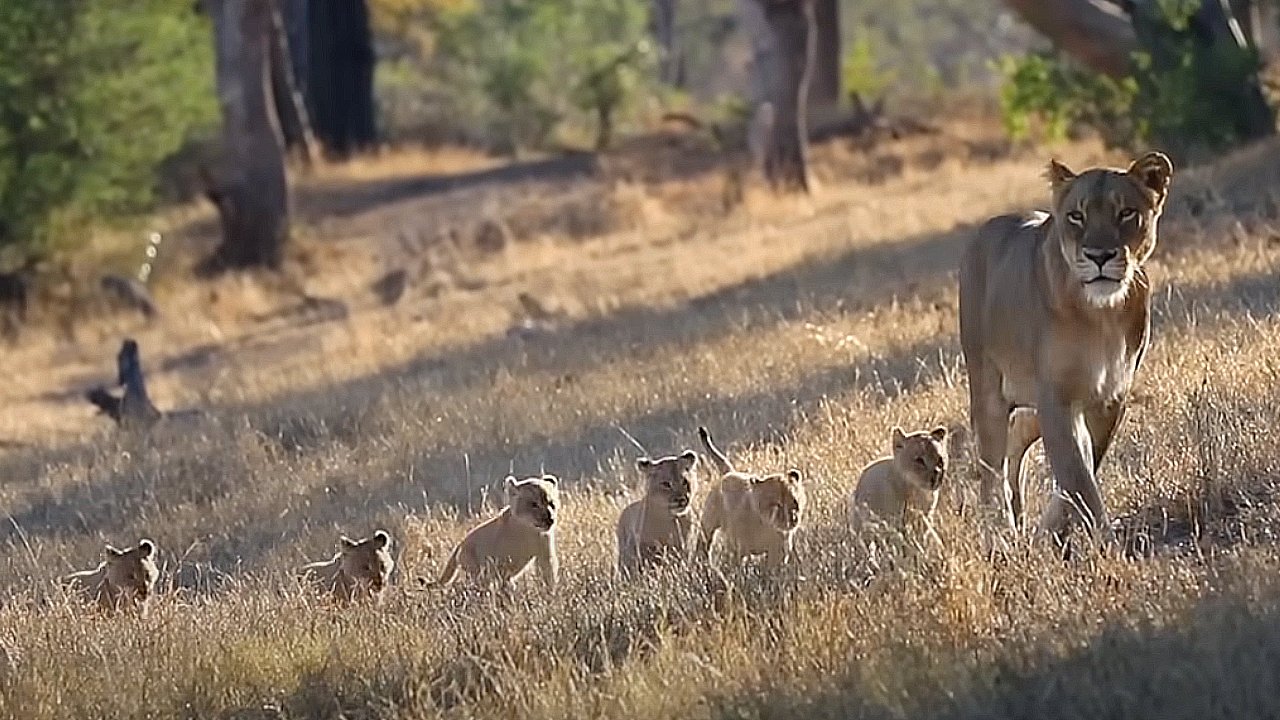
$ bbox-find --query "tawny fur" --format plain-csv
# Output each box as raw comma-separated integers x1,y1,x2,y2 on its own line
616,449,699,576
420,475,560,589
849,426,949,544
695,426,806,566
64,538,159,615
301,530,395,604
959,152,1172,541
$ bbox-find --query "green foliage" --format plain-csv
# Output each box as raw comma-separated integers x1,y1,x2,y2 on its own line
842,34,896,102
374,0,655,153
997,2,1268,157
0,0,216,256
996,53,1139,146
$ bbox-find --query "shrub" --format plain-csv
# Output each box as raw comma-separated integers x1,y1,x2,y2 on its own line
0,0,217,257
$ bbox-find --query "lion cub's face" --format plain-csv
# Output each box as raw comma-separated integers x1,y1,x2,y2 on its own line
637,450,698,513
507,475,560,532
750,470,806,532
1048,151,1173,308
338,530,394,595
104,539,159,604
891,426,948,492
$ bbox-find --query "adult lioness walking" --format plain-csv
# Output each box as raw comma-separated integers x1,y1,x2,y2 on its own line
958,152,1173,541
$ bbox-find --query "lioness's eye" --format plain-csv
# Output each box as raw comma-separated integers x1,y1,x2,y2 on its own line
1118,208,1137,222
1066,210,1085,226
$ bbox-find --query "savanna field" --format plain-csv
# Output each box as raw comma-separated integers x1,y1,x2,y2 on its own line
5,118,1280,719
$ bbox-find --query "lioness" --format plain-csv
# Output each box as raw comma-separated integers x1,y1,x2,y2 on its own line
615,450,699,576
64,538,159,615
959,152,1173,540
301,530,395,603
695,426,805,566
849,426,948,543
420,475,560,589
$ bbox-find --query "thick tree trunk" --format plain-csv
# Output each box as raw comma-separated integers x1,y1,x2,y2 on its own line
758,0,815,193
810,0,841,114
651,0,684,86
206,0,289,271
1001,0,1138,77
268,0,318,167
307,0,377,158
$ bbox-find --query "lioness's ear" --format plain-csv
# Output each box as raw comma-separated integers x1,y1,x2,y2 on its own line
541,474,559,486
1045,159,1076,193
136,539,155,558
371,530,391,550
891,426,907,449
340,535,359,549
1128,151,1174,201
929,426,948,442
679,449,698,468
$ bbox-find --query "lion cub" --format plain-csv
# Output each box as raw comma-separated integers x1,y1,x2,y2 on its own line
616,449,699,575
301,530,395,604
421,475,560,589
695,426,806,566
849,426,949,542
64,538,159,615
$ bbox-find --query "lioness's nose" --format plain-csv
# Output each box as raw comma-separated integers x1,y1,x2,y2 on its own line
1083,248,1117,268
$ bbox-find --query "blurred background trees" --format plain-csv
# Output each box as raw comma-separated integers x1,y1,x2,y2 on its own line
0,0,1278,270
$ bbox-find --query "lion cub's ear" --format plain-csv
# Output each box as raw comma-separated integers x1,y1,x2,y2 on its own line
1128,151,1174,201
541,474,559,486
371,530,391,550
929,426,948,443
891,426,907,450
786,469,803,483
340,535,359,549
1045,158,1076,193
136,539,156,559
105,544,125,559
503,475,520,495
678,449,698,469
636,458,653,472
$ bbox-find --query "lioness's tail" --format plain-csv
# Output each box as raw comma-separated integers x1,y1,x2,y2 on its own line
418,546,461,589
697,426,734,475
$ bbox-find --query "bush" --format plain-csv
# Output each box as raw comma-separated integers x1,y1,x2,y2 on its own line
997,2,1269,158
0,0,217,257
371,0,655,153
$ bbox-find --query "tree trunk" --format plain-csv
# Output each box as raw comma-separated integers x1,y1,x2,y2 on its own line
651,0,684,86
306,0,377,158
810,0,841,115
268,0,319,168
1000,0,1138,77
758,0,815,193
206,0,289,271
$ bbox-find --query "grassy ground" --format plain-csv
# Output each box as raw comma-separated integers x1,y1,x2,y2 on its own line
3,122,1280,719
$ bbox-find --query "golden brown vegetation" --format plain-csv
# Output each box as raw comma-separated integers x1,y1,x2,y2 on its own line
2,123,1280,718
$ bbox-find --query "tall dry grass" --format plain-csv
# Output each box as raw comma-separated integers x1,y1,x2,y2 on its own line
2,132,1280,719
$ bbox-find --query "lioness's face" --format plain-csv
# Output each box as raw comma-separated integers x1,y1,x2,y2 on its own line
636,450,698,513
1049,152,1173,308
507,475,560,532
891,426,948,492
338,531,394,594
751,470,805,532
104,539,158,602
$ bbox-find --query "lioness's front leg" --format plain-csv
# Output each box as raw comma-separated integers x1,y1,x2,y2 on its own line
1036,395,1108,541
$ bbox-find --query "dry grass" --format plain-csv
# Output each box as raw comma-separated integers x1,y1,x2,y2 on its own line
3,124,1280,719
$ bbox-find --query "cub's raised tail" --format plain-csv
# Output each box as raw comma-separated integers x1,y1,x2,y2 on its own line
418,546,461,589
697,426,734,476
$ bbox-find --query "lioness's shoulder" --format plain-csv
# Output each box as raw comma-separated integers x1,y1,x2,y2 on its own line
971,211,1049,244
